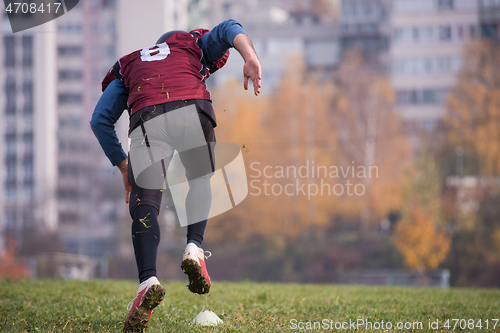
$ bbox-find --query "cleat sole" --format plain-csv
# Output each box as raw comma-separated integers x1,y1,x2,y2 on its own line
123,284,165,333
181,258,210,295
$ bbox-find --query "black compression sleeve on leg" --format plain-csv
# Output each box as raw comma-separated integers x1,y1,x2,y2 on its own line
187,219,207,248
132,204,161,283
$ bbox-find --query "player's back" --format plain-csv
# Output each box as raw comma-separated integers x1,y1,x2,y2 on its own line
106,31,212,114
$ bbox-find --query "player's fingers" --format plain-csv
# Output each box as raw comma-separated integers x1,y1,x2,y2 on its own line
244,75,249,90
253,70,261,95
253,78,261,95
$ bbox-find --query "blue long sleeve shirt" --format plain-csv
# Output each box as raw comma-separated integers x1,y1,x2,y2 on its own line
90,19,246,166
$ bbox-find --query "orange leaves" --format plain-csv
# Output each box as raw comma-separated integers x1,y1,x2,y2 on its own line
444,40,500,176
332,49,410,226
209,53,410,242
393,157,450,271
0,237,29,279
393,206,451,271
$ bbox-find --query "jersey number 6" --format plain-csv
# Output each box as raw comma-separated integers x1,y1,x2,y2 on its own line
140,42,171,62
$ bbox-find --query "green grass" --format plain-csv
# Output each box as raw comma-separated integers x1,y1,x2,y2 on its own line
0,279,498,332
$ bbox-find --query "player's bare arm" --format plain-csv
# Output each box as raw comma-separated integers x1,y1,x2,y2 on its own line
233,33,262,96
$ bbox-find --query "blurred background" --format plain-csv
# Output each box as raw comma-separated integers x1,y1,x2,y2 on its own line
0,0,499,288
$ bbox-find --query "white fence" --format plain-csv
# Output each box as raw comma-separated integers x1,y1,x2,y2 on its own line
342,269,450,288
26,253,108,280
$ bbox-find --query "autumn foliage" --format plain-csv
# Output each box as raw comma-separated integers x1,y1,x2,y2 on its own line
444,40,500,176
0,237,29,279
209,53,410,242
393,206,450,271
331,50,410,226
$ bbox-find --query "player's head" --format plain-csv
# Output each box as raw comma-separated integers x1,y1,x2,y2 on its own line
156,30,187,44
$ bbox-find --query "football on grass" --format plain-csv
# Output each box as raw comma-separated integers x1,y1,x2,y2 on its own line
193,310,223,326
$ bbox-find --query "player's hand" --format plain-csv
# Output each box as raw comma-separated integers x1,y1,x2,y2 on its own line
117,159,131,204
243,56,262,96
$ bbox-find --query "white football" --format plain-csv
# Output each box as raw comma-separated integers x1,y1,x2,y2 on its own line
192,310,223,326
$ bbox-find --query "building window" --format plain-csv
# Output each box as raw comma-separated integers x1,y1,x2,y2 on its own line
24,113,33,132
481,24,499,39
393,56,462,75
422,89,435,103
412,27,420,41
6,186,16,202
396,88,448,105
424,58,433,73
58,189,79,200
6,72,15,90
6,209,16,228
59,116,82,128
22,36,33,66
6,116,16,134
23,133,33,156
457,25,465,39
6,135,16,158
6,158,16,181
23,185,34,202
103,0,116,8
6,88,16,114
23,84,33,113
58,70,83,80
393,28,405,42
420,27,434,42
437,0,454,10
436,57,448,73
439,26,452,41
58,46,82,56
482,0,500,7
57,23,82,34
469,25,477,38
4,36,15,67
23,70,33,84
58,93,82,104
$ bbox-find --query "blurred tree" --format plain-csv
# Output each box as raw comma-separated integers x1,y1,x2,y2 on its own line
445,190,500,287
331,50,410,229
444,40,500,176
393,206,450,271
208,78,268,241
0,237,29,279
392,157,451,271
209,53,410,242
210,56,337,241
437,40,500,286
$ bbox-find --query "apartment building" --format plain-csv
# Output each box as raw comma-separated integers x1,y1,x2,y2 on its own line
390,0,479,132
205,0,340,90
339,0,392,72
0,12,58,253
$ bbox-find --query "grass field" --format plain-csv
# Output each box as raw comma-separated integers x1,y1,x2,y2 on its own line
0,279,498,332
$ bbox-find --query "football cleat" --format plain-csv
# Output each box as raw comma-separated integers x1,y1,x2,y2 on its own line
123,276,165,333
181,243,212,294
